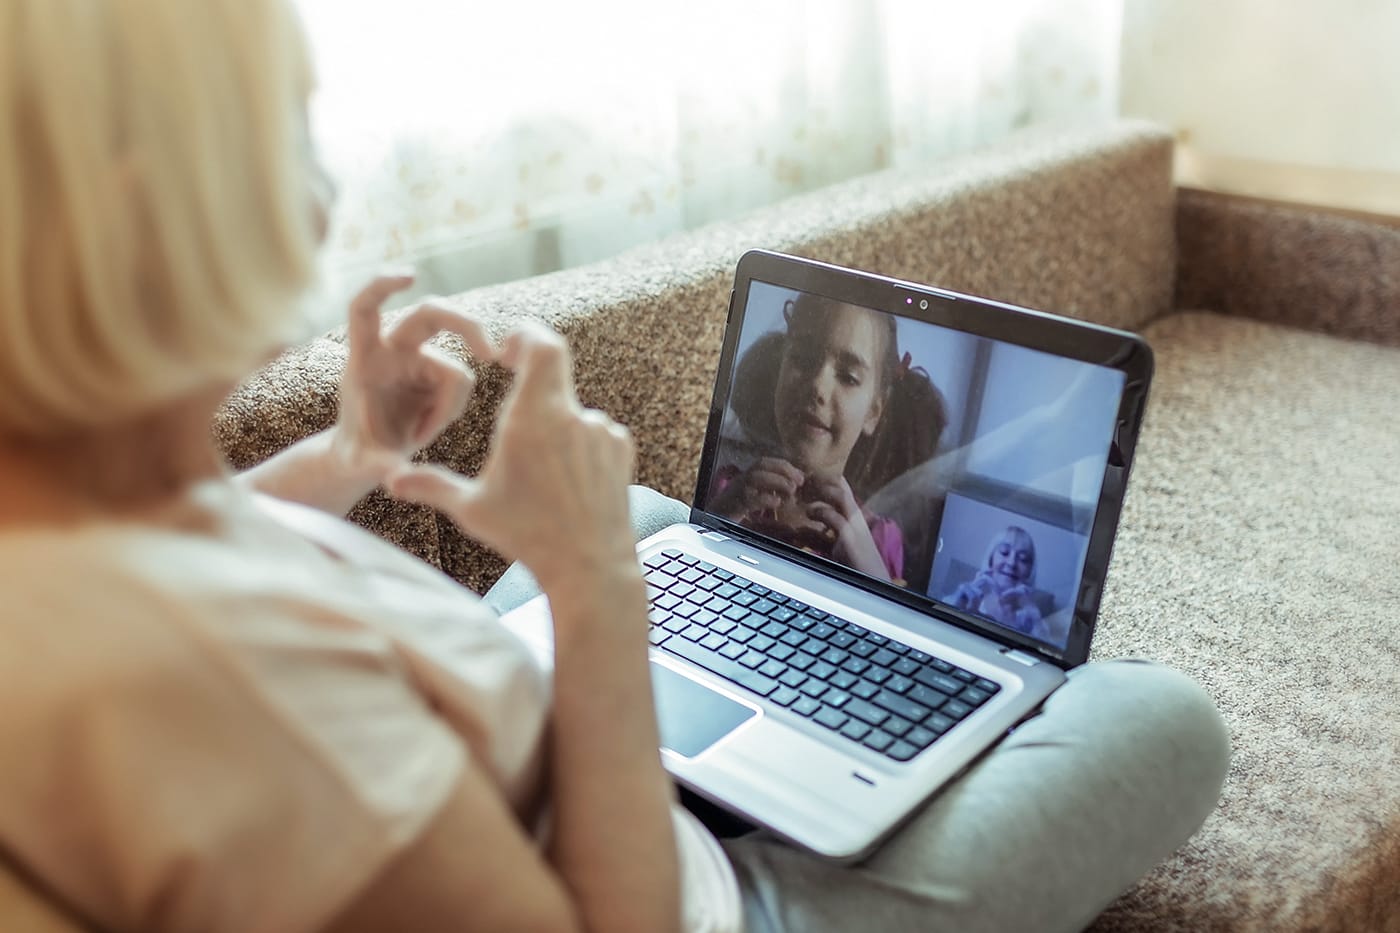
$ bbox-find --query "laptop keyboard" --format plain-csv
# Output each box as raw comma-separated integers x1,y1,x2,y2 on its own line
643,548,1001,764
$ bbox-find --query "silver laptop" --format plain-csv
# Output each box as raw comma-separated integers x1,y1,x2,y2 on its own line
505,249,1153,862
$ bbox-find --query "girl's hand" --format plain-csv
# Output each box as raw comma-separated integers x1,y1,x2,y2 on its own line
801,476,891,581
332,274,497,485
710,457,805,520
386,322,639,602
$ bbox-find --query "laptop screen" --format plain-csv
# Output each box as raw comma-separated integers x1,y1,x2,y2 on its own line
695,278,1128,654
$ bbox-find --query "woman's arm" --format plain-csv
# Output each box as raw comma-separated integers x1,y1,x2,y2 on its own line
387,323,681,933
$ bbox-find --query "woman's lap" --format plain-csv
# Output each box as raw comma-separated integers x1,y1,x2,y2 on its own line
723,660,1230,933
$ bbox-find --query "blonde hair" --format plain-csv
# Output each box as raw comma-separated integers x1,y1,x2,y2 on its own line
0,0,320,437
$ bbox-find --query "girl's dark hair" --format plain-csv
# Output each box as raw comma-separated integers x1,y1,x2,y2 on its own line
729,292,948,500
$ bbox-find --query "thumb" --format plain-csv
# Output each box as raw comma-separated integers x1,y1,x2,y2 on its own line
386,463,484,518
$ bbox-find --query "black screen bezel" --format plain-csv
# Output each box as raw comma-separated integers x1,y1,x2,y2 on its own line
691,249,1154,669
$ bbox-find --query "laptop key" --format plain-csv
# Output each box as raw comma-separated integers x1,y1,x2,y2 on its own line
779,669,807,689
738,650,766,669
700,633,727,652
906,684,948,710
891,657,920,676
843,698,891,728
882,716,912,738
887,740,918,762
662,616,690,634
813,707,849,730
807,661,838,681
974,677,1001,694
863,731,895,753
770,606,798,623
822,689,852,709
904,726,937,749
648,629,670,646
884,674,914,694
787,652,816,671
850,680,880,700
913,669,964,695
681,624,709,641
872,690,930,723
791,697,821,717
662,639,779,697
925,712,956,734
719,643,746,661
953,668,976,683
748,635,777,653
758,660,787,679
839,720,871,742
849,641,876,658
960,686,991,706
941,699,973,720
840,657,871,676
829,671,858,691
799,679,828,697
870,648,899,667
770,687,800,707
864,667,892,686
808,622,838,640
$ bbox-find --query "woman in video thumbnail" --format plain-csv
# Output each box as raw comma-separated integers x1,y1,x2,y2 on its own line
947,525,1048,637
707,293,945,584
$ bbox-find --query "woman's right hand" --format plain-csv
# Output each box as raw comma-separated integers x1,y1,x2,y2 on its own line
387,321,639,600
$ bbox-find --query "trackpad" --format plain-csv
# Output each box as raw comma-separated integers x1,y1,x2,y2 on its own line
651,662,757,758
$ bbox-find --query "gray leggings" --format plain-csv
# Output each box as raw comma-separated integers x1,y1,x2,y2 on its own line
487,487,1230,933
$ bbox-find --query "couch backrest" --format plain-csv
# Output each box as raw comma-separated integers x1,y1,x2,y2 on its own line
216,119,1177,592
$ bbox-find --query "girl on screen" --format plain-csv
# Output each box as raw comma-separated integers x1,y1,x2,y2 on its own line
707,293,946,584
947,525,1049,638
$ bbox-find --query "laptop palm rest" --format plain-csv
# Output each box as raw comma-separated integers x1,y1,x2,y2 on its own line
651,662,755,758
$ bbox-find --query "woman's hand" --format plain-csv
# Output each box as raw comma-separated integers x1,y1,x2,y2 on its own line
332,274,496,486
387,321,639,601
801,476,891,581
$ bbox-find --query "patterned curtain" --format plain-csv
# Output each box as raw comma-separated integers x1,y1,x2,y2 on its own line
294,0,1122,321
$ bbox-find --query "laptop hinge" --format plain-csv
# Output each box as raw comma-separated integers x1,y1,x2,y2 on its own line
1001,648,1041,667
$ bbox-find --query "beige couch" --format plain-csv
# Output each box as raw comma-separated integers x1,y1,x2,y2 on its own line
6,120,1398,930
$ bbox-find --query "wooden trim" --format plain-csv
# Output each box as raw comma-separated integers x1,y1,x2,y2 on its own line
1174,149,1400,228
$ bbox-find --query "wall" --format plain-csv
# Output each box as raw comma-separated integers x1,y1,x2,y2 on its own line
1118,0,1400,215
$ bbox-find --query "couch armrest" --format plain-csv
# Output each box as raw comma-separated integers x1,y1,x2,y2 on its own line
1175,187,1400,346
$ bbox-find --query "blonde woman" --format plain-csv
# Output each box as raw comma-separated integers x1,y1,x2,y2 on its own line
0,2,1229,932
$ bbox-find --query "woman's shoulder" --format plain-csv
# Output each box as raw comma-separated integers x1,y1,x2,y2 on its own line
0,497,474,933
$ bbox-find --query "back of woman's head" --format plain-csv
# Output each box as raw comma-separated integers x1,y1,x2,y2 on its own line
0,0,321,437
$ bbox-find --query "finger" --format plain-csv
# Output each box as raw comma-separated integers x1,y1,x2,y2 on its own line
347,272,415,357
757,458,805,487
500,322,575,408
385,463,482,517
748,468,800,497
387,300,498,361
411,355,478,447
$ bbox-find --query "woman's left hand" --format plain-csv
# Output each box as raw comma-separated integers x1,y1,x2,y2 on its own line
332,273,497,483
801,476,891,581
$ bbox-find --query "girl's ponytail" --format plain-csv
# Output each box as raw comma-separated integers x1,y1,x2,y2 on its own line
846,353,947,500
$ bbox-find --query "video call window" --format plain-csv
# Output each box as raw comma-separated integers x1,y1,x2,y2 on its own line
699,281,1125,651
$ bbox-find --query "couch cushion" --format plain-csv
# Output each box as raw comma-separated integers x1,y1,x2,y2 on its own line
1086,311,1400,931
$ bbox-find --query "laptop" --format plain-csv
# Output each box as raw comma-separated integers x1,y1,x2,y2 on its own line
505,249,1153,862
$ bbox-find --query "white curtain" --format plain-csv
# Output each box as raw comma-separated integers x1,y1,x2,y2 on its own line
295,0,1122,320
